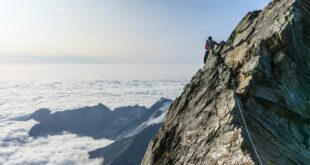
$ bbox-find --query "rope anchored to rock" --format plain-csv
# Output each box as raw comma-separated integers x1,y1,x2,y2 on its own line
231,79,263,165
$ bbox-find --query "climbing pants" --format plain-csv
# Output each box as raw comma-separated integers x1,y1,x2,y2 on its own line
204,51,210,64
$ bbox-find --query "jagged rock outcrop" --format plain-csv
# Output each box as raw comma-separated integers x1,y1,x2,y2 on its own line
142,0,310,164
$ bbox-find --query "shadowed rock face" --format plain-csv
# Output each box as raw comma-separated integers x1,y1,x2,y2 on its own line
142,0,310,164
89,124,161,165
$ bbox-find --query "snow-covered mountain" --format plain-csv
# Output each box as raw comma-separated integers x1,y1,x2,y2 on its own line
112,98,172,140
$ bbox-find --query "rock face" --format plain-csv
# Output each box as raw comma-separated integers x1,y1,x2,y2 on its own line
142,0,310,164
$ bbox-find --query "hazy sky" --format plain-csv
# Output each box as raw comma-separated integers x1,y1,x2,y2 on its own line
0,0,270,64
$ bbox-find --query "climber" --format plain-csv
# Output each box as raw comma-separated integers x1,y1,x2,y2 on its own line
204,36,219,64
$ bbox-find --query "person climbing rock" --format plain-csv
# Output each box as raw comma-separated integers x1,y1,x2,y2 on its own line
204,36,219,64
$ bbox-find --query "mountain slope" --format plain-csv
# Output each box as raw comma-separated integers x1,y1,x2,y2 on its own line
89,124,161,165
114,98,172,139
142,0,310,164
88,99,172,165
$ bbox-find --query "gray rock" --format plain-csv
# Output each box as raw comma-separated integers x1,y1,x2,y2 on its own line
142,0,310,164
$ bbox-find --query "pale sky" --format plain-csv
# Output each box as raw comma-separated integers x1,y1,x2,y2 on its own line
0,0,271,64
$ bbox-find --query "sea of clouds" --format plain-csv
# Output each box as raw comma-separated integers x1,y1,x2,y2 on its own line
0,64,199,165
0,119,112,165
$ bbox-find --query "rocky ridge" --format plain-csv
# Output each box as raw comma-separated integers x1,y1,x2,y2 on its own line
142,0,310,164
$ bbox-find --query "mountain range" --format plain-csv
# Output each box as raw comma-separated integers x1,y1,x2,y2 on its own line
25,98,172,165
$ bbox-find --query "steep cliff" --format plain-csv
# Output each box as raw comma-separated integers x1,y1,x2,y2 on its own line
142,0,310,164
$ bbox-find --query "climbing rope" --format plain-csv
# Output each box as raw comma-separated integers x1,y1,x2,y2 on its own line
231,80,263,165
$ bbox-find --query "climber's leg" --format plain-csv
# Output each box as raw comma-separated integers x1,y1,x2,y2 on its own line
204,51,209,64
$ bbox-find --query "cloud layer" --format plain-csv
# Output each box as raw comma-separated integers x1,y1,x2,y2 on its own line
0,64,195,164
0,120,113,165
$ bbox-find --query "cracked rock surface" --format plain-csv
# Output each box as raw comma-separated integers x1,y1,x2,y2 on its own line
142,0,310,164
